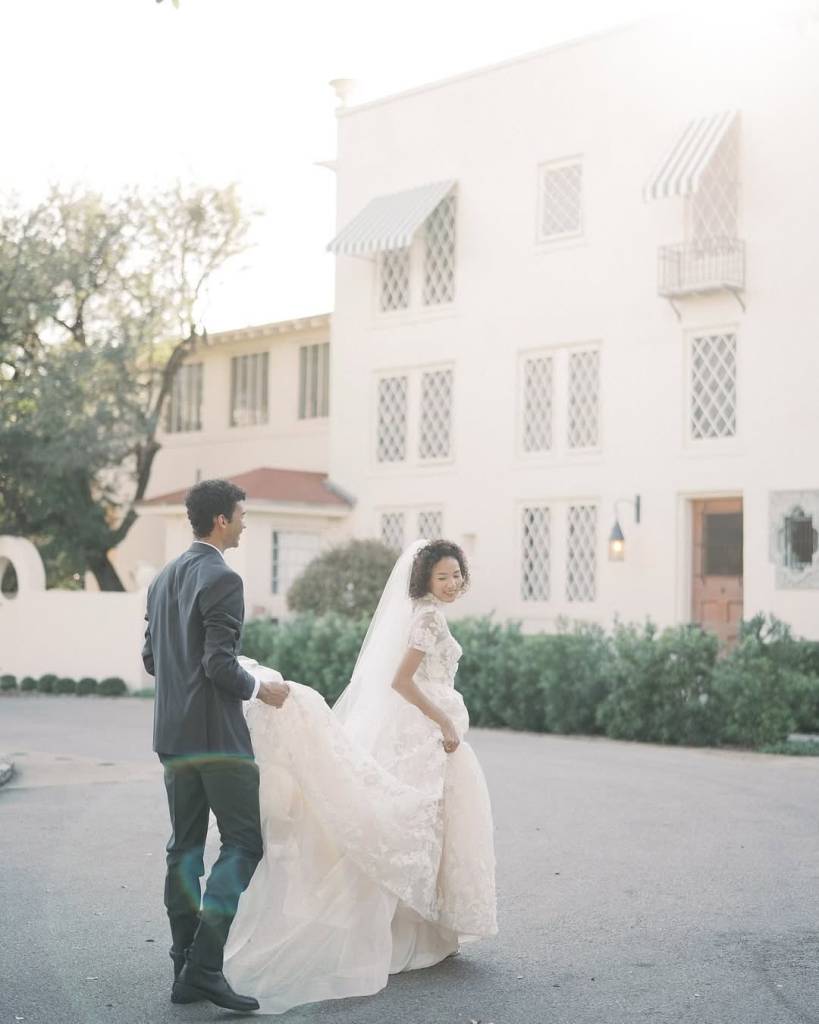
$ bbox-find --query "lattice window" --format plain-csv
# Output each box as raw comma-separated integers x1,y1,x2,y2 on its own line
419,368,453,460
376,376,408,462
417,509,443,540
690,333,737,440
522,355,553,452
566,505,597,603
230,352,269,427
165,363,203,433
568,350,599,449
299,342,330,419
271,531,321,596
521,507,551,601
538,160,583,242
380,512,405,552
690,125,739,242
423,195,456,305
379,248,410,312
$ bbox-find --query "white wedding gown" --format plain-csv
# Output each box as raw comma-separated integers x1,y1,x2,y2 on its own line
222,595,497,1014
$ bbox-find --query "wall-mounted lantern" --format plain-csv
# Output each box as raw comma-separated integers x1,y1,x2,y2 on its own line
608,495,641,561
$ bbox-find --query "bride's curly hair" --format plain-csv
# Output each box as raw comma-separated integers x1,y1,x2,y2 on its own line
408,540,470,600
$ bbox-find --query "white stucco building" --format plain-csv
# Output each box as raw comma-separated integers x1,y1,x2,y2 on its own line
114,14,819,643
324,15,819,642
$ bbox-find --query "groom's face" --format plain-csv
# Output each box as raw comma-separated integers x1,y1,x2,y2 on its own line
223,500,246,549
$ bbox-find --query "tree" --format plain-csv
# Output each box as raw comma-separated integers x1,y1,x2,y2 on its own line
0,183,253,589
287,539,399,618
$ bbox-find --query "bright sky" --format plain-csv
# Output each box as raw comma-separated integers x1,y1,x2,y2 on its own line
0,0,798,331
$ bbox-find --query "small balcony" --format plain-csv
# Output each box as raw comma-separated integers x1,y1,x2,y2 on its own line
657,238,745,309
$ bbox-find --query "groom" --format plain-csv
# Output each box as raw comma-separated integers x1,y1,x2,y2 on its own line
142,478,289,1012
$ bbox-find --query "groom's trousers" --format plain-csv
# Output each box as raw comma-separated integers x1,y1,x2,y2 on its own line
159,754,263,971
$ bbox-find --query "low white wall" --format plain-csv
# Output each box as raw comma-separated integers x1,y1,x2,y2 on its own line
0,537,152,689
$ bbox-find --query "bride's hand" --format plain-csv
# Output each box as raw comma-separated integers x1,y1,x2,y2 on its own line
440,718,460,754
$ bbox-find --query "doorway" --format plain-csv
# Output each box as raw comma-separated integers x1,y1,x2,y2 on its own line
691,498,743,647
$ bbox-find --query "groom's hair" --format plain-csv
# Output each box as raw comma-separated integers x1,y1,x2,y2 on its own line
185,479,247,537
408,540,470,599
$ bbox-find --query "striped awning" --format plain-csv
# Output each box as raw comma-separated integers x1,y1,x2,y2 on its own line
327,180,456,257
643,111,737,201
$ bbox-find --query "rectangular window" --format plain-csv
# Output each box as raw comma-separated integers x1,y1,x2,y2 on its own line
379,248,410,312
423,194,456,306
417,509,443,540
704,513,743,576
271,531,321,596
785,511,817,571
566,505,597,602
522,355,553,452
299,343,329,419
690,332,737,440
165,363,203,433
380,512,405,552
537,159,583,242
376,376,408,463
567,349,600,449
419,368,453,461
521,506,551,601
230,352,269,427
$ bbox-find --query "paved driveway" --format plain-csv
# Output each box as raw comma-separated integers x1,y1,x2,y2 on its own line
1,695,818,1024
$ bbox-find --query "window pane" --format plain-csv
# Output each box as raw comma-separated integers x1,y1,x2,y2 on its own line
704,513,743,576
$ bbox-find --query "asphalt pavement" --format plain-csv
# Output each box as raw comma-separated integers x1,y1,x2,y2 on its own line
1,694,818,1024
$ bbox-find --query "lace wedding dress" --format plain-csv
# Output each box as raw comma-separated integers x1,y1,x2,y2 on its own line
223,593,497,1015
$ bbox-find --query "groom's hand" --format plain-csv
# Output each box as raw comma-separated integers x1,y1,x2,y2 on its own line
257,680,290,708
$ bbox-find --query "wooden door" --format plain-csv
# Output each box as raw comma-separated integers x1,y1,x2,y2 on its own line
691,498,743,648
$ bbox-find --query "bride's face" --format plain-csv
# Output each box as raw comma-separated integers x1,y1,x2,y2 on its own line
428,557,464,603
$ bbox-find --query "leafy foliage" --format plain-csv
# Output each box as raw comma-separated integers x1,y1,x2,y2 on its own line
0,183,253,588
286,539,398,619
241,611,819,752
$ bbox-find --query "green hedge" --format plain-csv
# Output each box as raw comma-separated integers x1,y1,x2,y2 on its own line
12,675,124,696
0,674,17,691
97,677,127,697
241,613,819,750
20,676,37,692
76,677,98,696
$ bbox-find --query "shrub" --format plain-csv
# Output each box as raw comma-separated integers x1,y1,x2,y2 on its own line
54,677,77,694
596,622,721,746
76,677,98,696
20,676,37,692
736,615,819,732
37,674,58,694
451,618,521,728
286,539,398,618
97,677,127,697
712,631,813,747
0,674,17,691
538,622,613,735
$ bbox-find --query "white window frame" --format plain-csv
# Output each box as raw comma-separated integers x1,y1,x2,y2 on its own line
373,362,456,471
515,497,601,612
165,362,203,434
372,195,458,324
230,351,269,428
298,342,330,419
516,343,602,462
683,324,741,453
271,530,322,596
536,156,584,247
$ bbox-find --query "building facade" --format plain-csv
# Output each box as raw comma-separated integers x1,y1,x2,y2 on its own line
325,16,819,641
115,314,351,619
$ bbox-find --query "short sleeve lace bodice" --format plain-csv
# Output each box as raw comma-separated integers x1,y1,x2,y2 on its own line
408,596,462,690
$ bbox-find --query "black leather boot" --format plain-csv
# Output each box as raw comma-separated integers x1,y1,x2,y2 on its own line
171,962,260,1012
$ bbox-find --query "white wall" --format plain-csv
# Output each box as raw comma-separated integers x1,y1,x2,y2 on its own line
0,537,150,688
328,17,819,637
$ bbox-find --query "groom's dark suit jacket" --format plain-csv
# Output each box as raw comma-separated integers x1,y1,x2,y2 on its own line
142,542,257,757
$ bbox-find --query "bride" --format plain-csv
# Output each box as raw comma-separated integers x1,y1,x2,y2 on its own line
222,538,497,1014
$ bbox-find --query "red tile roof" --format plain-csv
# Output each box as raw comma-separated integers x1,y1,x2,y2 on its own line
141,467,353,509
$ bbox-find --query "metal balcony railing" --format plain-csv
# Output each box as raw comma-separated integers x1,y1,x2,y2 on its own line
657,238,745,299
